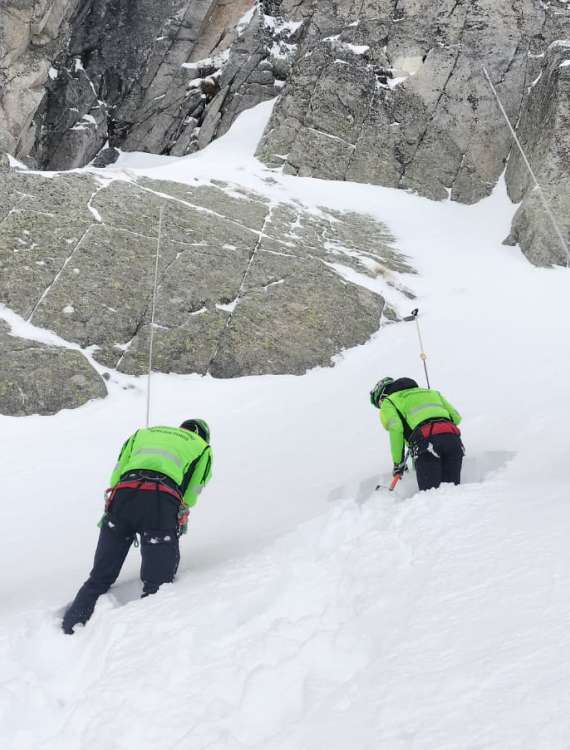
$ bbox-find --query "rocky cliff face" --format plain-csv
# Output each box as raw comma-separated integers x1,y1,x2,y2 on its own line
32,0,260,169
258,1,570,205
0,0,78,157
256,0,570,265
3,0,295,170
504,41,570,267
3,1,569,266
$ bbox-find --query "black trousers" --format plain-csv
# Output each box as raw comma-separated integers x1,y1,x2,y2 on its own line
415,433,463,491
62,486,180,634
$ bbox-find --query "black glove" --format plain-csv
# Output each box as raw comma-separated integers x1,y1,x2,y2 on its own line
392,461,407,478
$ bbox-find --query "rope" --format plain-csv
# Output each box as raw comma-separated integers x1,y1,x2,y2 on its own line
482,66,570,267
146,204,165,427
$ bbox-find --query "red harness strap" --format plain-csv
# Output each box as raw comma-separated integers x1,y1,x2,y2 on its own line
111,479,183,503
419,421,461,438
104,479,189,535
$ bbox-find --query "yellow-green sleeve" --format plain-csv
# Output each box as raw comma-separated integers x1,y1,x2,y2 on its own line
182,447,213,507
380,401,406,464
440,394,462,425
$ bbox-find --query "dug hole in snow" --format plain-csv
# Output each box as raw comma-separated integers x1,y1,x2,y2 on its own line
1,100,569,749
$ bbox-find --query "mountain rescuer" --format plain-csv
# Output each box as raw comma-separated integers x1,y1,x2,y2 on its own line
370,377,463,491
62,419,213,634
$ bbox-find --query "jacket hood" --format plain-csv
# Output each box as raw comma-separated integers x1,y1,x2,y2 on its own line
384,377,419,395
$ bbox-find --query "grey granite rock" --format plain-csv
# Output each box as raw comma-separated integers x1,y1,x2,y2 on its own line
0,153,12,171
257,0,570,206
504,42,570,267
1,1,285,168
208,251,383,377
91,146,120,168
0,0,79,163
0,320,106,416
3,0,570,224
1,0,306,168
0,169,410,382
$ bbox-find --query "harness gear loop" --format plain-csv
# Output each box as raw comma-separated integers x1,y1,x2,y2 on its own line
101,479,190,536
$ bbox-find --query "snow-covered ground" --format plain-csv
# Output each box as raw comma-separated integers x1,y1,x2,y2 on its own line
1,101,569,749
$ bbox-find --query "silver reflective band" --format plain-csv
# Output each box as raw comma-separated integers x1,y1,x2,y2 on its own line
408,403,445,416
386,418,401,429
133,448,183,468
187,483,203,495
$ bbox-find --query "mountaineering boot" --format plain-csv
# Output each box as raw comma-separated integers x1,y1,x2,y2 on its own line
62,595,97,634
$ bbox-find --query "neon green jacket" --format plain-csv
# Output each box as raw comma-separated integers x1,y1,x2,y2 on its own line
379,387,461,463
110,426,213,507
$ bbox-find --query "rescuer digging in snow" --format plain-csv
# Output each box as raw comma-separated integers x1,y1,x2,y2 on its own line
370,377,464,491
62,419,213,634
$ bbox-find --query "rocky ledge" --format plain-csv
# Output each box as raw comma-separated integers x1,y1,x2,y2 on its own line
0,320,106,416
0,167,412,413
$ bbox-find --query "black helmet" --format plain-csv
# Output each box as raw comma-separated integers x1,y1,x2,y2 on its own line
370,377,394,408
180,418,210,443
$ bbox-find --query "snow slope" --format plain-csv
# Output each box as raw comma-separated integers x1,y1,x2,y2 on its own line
1,101,570,749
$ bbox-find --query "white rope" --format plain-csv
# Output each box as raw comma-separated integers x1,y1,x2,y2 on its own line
146,204,165,427
482,66,570,267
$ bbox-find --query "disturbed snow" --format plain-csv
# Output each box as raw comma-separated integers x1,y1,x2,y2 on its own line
1,101,570,749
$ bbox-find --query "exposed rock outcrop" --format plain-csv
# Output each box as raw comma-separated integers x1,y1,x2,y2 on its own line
7,0,298,169
258,0,570,207
0,0,78,160
3,1,570,243
504,42,570,267
3,0,569,273
0,169,410,382
0,321,106,416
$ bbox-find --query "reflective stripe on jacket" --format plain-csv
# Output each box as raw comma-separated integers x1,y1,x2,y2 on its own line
379,388,461,463
110,426,213,507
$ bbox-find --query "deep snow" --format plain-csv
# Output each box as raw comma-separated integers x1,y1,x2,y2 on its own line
1,100,569,749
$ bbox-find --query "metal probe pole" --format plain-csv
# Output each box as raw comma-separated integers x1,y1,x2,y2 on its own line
405,308,431,388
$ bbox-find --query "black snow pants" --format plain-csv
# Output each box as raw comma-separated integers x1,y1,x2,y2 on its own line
62,484,180,634
414,433,464,492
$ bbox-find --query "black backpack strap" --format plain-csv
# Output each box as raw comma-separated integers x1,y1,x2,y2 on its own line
180,446,210,495
199,452,212,484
